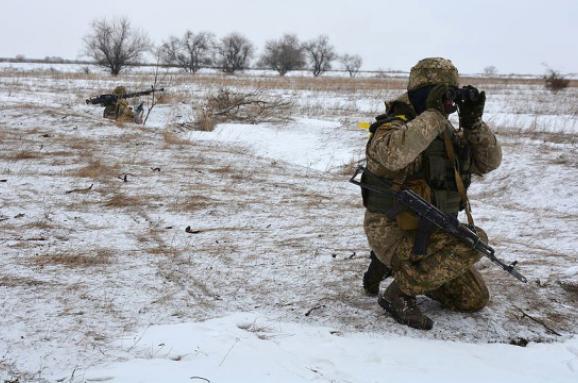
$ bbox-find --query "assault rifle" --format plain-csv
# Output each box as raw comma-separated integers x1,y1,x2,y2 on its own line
350,165,528,283
85,87,165,106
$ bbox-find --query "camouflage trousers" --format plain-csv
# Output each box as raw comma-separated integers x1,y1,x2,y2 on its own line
103,101,142,124
391,227,490,312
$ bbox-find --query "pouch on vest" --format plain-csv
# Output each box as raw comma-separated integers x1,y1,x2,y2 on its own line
395,179,432,230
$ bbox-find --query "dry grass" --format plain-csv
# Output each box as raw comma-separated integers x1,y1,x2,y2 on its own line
155,91,189,104
163,130,192,145
24,219,58,230
169,195,215,212
192,108,217,131
6,150,43,160
146,246,180,257
0,274,50,287
73,160,119,179
104,193,146,208
34,249,112,267
339,158,359,176
65,136,97,151
1,149,76,162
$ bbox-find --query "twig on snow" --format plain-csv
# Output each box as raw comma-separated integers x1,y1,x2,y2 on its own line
65,184,93,194
218,337,240,367
513,305,562,336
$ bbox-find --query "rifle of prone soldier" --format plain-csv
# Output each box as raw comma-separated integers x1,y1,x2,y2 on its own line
85,87,165,106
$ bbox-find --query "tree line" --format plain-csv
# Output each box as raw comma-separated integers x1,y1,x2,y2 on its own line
83,17,363,77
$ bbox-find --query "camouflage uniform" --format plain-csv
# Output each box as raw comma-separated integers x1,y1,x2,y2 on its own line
363,58,502,316
103,86,143,123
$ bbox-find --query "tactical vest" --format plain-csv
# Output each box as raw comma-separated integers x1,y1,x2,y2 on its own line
363,119,472,217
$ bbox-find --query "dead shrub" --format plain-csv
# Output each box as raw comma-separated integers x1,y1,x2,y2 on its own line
544,70,570,93
34,249,112,267
192,88,293,130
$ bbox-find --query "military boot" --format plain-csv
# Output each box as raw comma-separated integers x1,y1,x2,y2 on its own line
378,281,433,330
363,251,392,296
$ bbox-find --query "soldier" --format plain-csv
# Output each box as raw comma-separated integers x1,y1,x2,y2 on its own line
361,57,502,330
103,86,143,123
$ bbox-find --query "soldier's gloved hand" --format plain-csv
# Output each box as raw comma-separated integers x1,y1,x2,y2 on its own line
458,86,486,129
425,84,450,115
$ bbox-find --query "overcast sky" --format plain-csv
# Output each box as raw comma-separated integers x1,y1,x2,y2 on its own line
1,0,576,74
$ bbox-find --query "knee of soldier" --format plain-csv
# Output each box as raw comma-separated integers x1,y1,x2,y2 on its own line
457,283,490,312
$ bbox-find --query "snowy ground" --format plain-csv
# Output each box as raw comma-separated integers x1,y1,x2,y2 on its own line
0,66,577,382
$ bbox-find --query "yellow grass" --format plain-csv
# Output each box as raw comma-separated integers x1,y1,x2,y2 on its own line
34,249,112,267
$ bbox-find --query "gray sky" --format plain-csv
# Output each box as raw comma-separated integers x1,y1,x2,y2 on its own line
1,0,576,74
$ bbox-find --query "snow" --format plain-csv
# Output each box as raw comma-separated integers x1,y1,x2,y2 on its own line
0,64,577,382
186,118,363,172
82,313,578,383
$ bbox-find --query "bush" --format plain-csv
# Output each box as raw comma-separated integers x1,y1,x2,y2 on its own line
258,34,305,76
544,69,569,93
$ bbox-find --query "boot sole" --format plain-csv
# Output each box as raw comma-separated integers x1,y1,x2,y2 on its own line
378,296,433,331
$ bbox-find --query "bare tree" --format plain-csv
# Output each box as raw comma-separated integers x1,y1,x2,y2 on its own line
182,31,215,73
483,65,498,77
216,33,254,74
303,35,337,77
83,17,151,76
258,34,305,76
544,69,569,93
340,54,363,78
159,36,182,66
161,31,215,73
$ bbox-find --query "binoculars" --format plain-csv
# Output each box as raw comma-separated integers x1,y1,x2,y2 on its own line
445,86,481,104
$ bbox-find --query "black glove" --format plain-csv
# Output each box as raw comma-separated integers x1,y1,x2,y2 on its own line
425,84,450,114
458,86,486,129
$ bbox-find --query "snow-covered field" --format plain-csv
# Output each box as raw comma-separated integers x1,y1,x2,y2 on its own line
0,65,577,382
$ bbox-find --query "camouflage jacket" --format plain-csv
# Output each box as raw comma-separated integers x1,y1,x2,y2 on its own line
103,99,136,122
364,98,502,267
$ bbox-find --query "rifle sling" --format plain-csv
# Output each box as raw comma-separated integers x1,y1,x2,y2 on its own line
443,129,475,227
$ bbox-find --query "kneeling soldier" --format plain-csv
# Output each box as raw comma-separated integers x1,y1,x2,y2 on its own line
362,57,502,330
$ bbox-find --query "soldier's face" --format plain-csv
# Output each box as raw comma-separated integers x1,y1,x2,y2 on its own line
443,98,457,115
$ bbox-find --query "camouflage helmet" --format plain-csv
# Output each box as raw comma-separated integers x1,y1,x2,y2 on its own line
113,86,127,96
407,57,459,91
